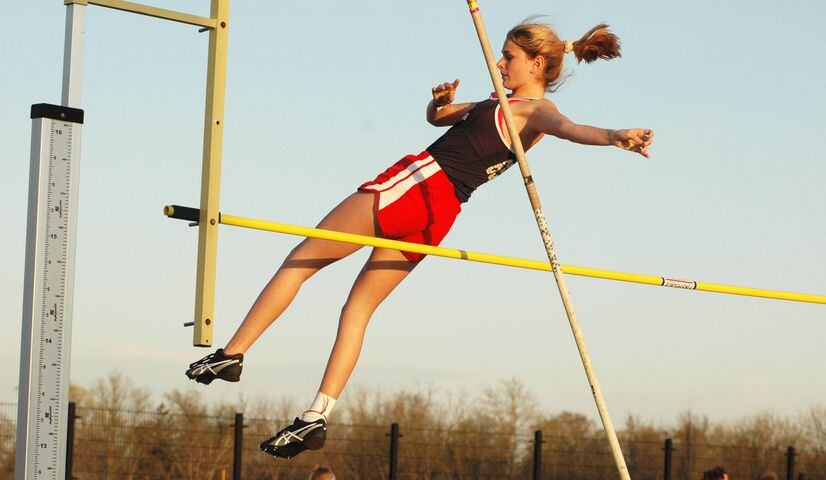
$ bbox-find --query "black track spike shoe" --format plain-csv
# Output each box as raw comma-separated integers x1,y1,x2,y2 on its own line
260,417,327,459
185,348,243,385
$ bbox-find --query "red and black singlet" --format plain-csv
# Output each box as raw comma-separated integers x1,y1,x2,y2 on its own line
426,96,531,203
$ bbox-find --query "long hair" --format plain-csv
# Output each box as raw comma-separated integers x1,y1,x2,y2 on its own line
506,19,621,92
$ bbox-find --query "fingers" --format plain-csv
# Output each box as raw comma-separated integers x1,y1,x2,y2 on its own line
636,129,654,158
618,128,653,158
612,128,656,158
641,129,654,146
432,79,460,107
639,144,650,158
432,79,460,93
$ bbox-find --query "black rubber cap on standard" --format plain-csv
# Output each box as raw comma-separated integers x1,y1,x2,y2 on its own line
165,205,200,222
31,103,85,124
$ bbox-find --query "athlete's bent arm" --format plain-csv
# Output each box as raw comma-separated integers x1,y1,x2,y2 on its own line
426,100,477,127
426,79,477,127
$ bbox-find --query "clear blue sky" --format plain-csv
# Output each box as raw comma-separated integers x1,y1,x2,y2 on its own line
1,1,824,424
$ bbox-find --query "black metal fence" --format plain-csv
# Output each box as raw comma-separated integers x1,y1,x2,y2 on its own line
1,402,823,480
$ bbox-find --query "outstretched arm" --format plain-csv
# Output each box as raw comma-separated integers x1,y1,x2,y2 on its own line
531,100,654,158
426,79,477,127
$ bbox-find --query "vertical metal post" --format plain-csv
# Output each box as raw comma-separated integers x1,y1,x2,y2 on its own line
388,423,399,480
663,438,673,480
19,0,230,477
16,3,86,479
62,2,86,108
684,418,693,480
17,104,84,480
232,413,243,480
533,430,543,480
65,403,76,480
786,446,795,480
193,0,231,346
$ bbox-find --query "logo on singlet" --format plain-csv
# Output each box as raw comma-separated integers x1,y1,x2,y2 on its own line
486,159,515,180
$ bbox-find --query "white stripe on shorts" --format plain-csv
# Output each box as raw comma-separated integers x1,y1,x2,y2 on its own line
362,156,441,210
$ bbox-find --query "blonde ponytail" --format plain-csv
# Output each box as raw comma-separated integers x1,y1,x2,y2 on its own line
571,23,621,63
506,20,622,91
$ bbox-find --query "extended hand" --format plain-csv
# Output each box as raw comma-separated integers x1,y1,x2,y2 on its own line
432,79,460,107
612,129,654,158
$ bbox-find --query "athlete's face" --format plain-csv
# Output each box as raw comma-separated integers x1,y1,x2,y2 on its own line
497,40,540,91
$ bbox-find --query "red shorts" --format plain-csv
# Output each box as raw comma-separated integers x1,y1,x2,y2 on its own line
358,151,461,262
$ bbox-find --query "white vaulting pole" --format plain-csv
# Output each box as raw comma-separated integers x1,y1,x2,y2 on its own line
464,2,632,479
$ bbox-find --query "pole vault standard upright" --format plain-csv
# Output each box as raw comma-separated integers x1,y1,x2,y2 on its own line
465,2,631,479
16,2,228,479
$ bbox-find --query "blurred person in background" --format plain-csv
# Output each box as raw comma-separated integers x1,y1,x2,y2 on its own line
309,465,335,480
703,466,729,480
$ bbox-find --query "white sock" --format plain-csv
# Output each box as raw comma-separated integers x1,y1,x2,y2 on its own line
300,391,336,422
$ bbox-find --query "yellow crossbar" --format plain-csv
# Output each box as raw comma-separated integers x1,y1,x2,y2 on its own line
66,0,218,29
164,206,826,305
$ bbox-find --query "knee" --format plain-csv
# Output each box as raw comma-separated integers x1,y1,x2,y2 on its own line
285,241,309,261
277,244,327,279
338,302,375,330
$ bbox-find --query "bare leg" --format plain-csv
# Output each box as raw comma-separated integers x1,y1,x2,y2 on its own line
318,247,417,398
223,192,378,355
